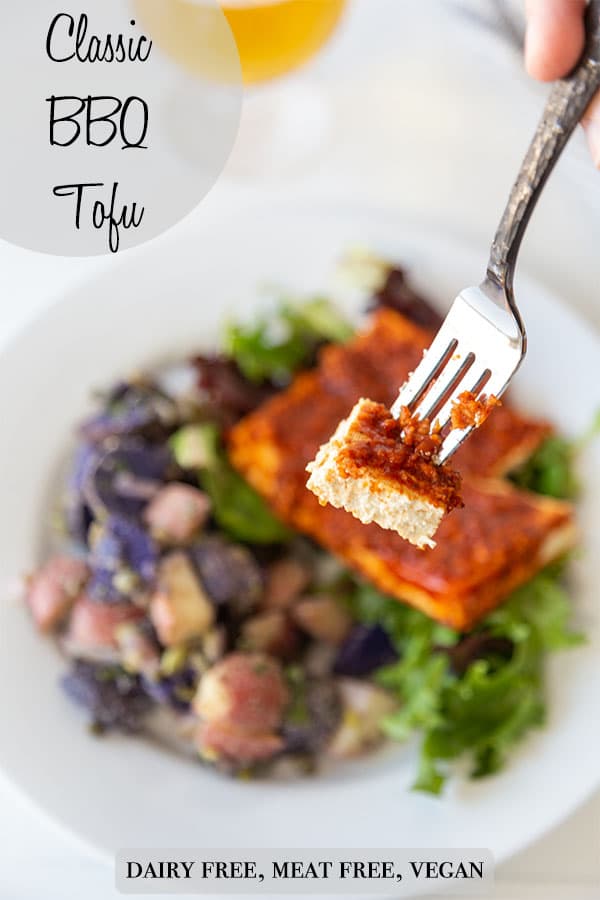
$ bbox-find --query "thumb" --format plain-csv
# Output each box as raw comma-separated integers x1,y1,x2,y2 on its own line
582,91,600,169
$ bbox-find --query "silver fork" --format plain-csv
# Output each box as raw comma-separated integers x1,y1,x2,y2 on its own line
391,0,600,464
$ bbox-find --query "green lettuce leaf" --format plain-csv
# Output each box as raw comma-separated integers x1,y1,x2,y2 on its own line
509,436,579,499
348,571,583,795
509,410,599,499
224,297,353,383
170,424,291,545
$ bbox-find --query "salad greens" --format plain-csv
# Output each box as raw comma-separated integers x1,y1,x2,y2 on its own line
509,410,600,499
224,297,354,383
509,436,579,499
171,424,291,545
347,573,583,794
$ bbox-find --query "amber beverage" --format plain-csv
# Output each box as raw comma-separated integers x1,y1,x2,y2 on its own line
134,0,347,84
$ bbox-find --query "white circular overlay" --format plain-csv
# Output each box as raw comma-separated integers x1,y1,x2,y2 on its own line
0,1,242,256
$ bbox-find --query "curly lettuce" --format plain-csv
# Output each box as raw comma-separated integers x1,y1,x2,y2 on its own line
224,297,354,384
348,574,583,795
510,410,600,499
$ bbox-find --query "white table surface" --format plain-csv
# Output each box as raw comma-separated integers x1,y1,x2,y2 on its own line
0,2,598,898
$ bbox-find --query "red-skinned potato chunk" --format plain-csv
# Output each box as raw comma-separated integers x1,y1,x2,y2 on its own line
67,595,144,649
326,678,396,759
144,483,211,545
193,652,290,735
26,556,88,632
262,558,311,610
150,552,215,646
292,595,352,645
196,720,284,764
239,610,299,659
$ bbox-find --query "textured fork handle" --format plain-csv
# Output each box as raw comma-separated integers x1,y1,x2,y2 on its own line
487,0,600,292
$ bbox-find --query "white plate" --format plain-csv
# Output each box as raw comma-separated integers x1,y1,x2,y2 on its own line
0,203,599,878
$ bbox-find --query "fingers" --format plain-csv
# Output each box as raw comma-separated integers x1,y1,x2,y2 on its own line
526,0,600,169
582,91,600,168
525,0,586,81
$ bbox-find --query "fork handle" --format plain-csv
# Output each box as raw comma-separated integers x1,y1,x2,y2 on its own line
487,0,600,292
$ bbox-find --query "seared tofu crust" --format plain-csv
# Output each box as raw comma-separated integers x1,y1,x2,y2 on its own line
306,398,463,549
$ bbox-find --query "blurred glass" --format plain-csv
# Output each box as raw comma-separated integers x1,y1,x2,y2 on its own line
135,0,347,84
134,0,349,175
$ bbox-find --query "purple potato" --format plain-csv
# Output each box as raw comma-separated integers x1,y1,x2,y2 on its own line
89,515,158,602
65,502,94,549
189,536,262,617
79,382,179,443
83,440,171,520
333,624,398,678
62,660,153,732
64,443,99,545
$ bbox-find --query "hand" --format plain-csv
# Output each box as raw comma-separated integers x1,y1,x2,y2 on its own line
525,0,600,167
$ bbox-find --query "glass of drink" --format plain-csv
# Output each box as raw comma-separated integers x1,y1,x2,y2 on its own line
134,0,348,174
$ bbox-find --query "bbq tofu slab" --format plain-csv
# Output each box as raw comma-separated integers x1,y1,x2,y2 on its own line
227,309,576,630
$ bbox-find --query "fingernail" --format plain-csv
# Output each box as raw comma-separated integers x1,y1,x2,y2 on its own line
523,22,536,77
584,120,600,169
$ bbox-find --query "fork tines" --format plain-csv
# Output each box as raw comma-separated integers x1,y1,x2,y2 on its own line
390,288,524,464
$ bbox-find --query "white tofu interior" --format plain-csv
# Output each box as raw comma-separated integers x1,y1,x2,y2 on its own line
306,400,445,550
